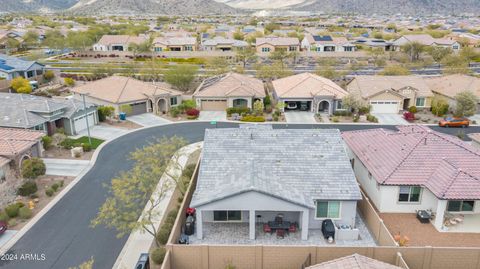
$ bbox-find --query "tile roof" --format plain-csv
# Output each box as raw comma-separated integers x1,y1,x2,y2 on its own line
256,37,300,46
307,254,401,269
424,74,480,100
347,76,433,99
194,72,265,98
305,34,352,46
0,93,70,128
394,34,457,46
272,73,348,99
0,54,42,73
191,126,361,209
202,36,248,47
71,76,181,104
0,128,43,160
342,126,480,200
96,35,146,46
153,37,196,46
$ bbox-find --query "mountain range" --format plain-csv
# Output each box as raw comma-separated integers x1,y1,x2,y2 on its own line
1,0,479,15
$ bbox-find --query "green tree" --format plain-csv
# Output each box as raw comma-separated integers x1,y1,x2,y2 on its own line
236,47,257,68
428,47,452,62
442,54,470,74
233,31,244,41
42,30,65,51
91,137,187,247
269,50,289,68
66,31,94,51
6,38,20,51
11,77,32,94
43,70,55,81
164,65,198,91
368,48,386,67
315,66,345,80
342,93,367,113
255,62,293,81
455,91,479,117
205,57,230,76
23,30,39,48
402,42,425,62
379,65,411,76
459,47,480,62
119,104,133,115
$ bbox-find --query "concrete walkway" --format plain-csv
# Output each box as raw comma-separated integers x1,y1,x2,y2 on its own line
372,113,409,125
127,113,171,127
43,158,90,177
72,125,130,141
198,111,227,121
284,111,317,124
470,114,480,124
112,142,203,269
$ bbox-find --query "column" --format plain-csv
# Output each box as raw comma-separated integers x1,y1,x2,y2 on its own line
196,209,203,239
301,210,309,240
434,200,447,231
249,210,256,240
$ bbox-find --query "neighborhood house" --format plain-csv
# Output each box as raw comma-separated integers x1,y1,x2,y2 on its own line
255,37,300,53
343,126,480,233
0,54,45,81
93,35,147,52
301,34,356,52
190,125,362,241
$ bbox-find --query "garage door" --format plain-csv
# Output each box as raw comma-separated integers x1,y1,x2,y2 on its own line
370,101,399,114
74,112,95,133
201,100,227,111
130,102,147,116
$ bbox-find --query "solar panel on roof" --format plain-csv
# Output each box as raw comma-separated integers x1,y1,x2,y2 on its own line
0,63,14,71
313,35,333,42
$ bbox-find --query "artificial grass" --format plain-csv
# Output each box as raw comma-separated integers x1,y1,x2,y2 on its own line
73,136,104,149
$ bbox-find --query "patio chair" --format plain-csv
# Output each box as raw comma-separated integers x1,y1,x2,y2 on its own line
288,223,297,233
276,229,285,239
263,223,272,234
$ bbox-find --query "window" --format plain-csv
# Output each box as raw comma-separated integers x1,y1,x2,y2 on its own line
170,97,178,106
154,47,162,52
185,46,193,51
315,201,341,219
453,45,459,50
289,46,297,51
261,47,270,53
448,201,474,212
398,186,421,202
315,47,321,52
344,46,353,52
336,100,343,110
415,98,425,107
213,210,242,221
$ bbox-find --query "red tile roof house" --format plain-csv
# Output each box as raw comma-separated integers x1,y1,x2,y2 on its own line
342,126,480,233
0,128,44,207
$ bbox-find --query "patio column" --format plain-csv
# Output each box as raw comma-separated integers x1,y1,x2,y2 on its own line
434,200,448,231
196,209,203,239
249,210,255,240
301,210,309,240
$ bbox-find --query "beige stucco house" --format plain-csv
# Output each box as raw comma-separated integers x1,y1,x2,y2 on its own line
71,76,182,116
255,37,300,53
346,76,434,114
193,73,265,111
153,37,197,52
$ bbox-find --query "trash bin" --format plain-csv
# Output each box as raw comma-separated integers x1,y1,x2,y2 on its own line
119,112,126,120
185,215,195,235
321,219,335,240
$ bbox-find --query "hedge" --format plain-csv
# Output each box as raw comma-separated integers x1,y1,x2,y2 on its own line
17,181,38,196
18,207,32,219
226,107,251,116
151,247,167,265
240,115,265,122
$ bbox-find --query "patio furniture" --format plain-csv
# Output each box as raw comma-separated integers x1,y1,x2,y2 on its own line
263,223,272,234
268,220,291,232
276,229,285,239
417,210,431,224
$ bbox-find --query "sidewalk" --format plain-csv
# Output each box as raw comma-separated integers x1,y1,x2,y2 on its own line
43,158,90,177
112,142,203,269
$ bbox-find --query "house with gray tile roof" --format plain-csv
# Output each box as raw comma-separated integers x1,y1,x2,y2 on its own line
0,54,45,80
190,125,361,241
0,93,98,136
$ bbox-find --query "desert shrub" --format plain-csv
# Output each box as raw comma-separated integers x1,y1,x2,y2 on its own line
5,203,21,218
165,209,179,225
353,115,360,122
64,77,75,86
60,138,76,149
408,106,417,113
182,163,196,179
56,128,65,135
332,117,340,123
367,114,379,123
59,180,64,187
170,107,181,117
45,188,54,197
0,211,9,222
43,70,55,81
431,99,449,116
8,219,16,227
98,106,115,121
185,108,200,119
18,207,32,219
240,115,265,122
51,183,60,192
358,106,371,115
273,115,279,121
17,181,38,196
333,111,352,117
21,158,46,179
180,100,196,111
82,143,92,152
156,222,174,245
226,107,251,116
151,247,167,265
42,136,53,150
264,95,271,107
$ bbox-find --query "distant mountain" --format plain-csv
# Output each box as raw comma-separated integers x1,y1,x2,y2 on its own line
216,0,480,14
0,0,237,15
69,0,238,15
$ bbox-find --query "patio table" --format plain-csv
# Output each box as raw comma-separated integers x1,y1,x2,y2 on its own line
267,221,291,231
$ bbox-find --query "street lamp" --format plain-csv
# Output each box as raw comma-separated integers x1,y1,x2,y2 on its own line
80,93,92,145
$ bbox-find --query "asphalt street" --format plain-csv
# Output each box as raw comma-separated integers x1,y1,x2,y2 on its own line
1,122,479,269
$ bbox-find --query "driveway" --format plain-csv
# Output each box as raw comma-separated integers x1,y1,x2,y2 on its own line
72,125,130,141
43,158,90,177
284,111,317,124
372,113,409,125
3,123,480,269
126,113,171,127
469,114,480,124
198,111,227,121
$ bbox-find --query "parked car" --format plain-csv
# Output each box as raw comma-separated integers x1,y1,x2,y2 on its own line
438,117,470,128
135,253,150,269
0,221,7,235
